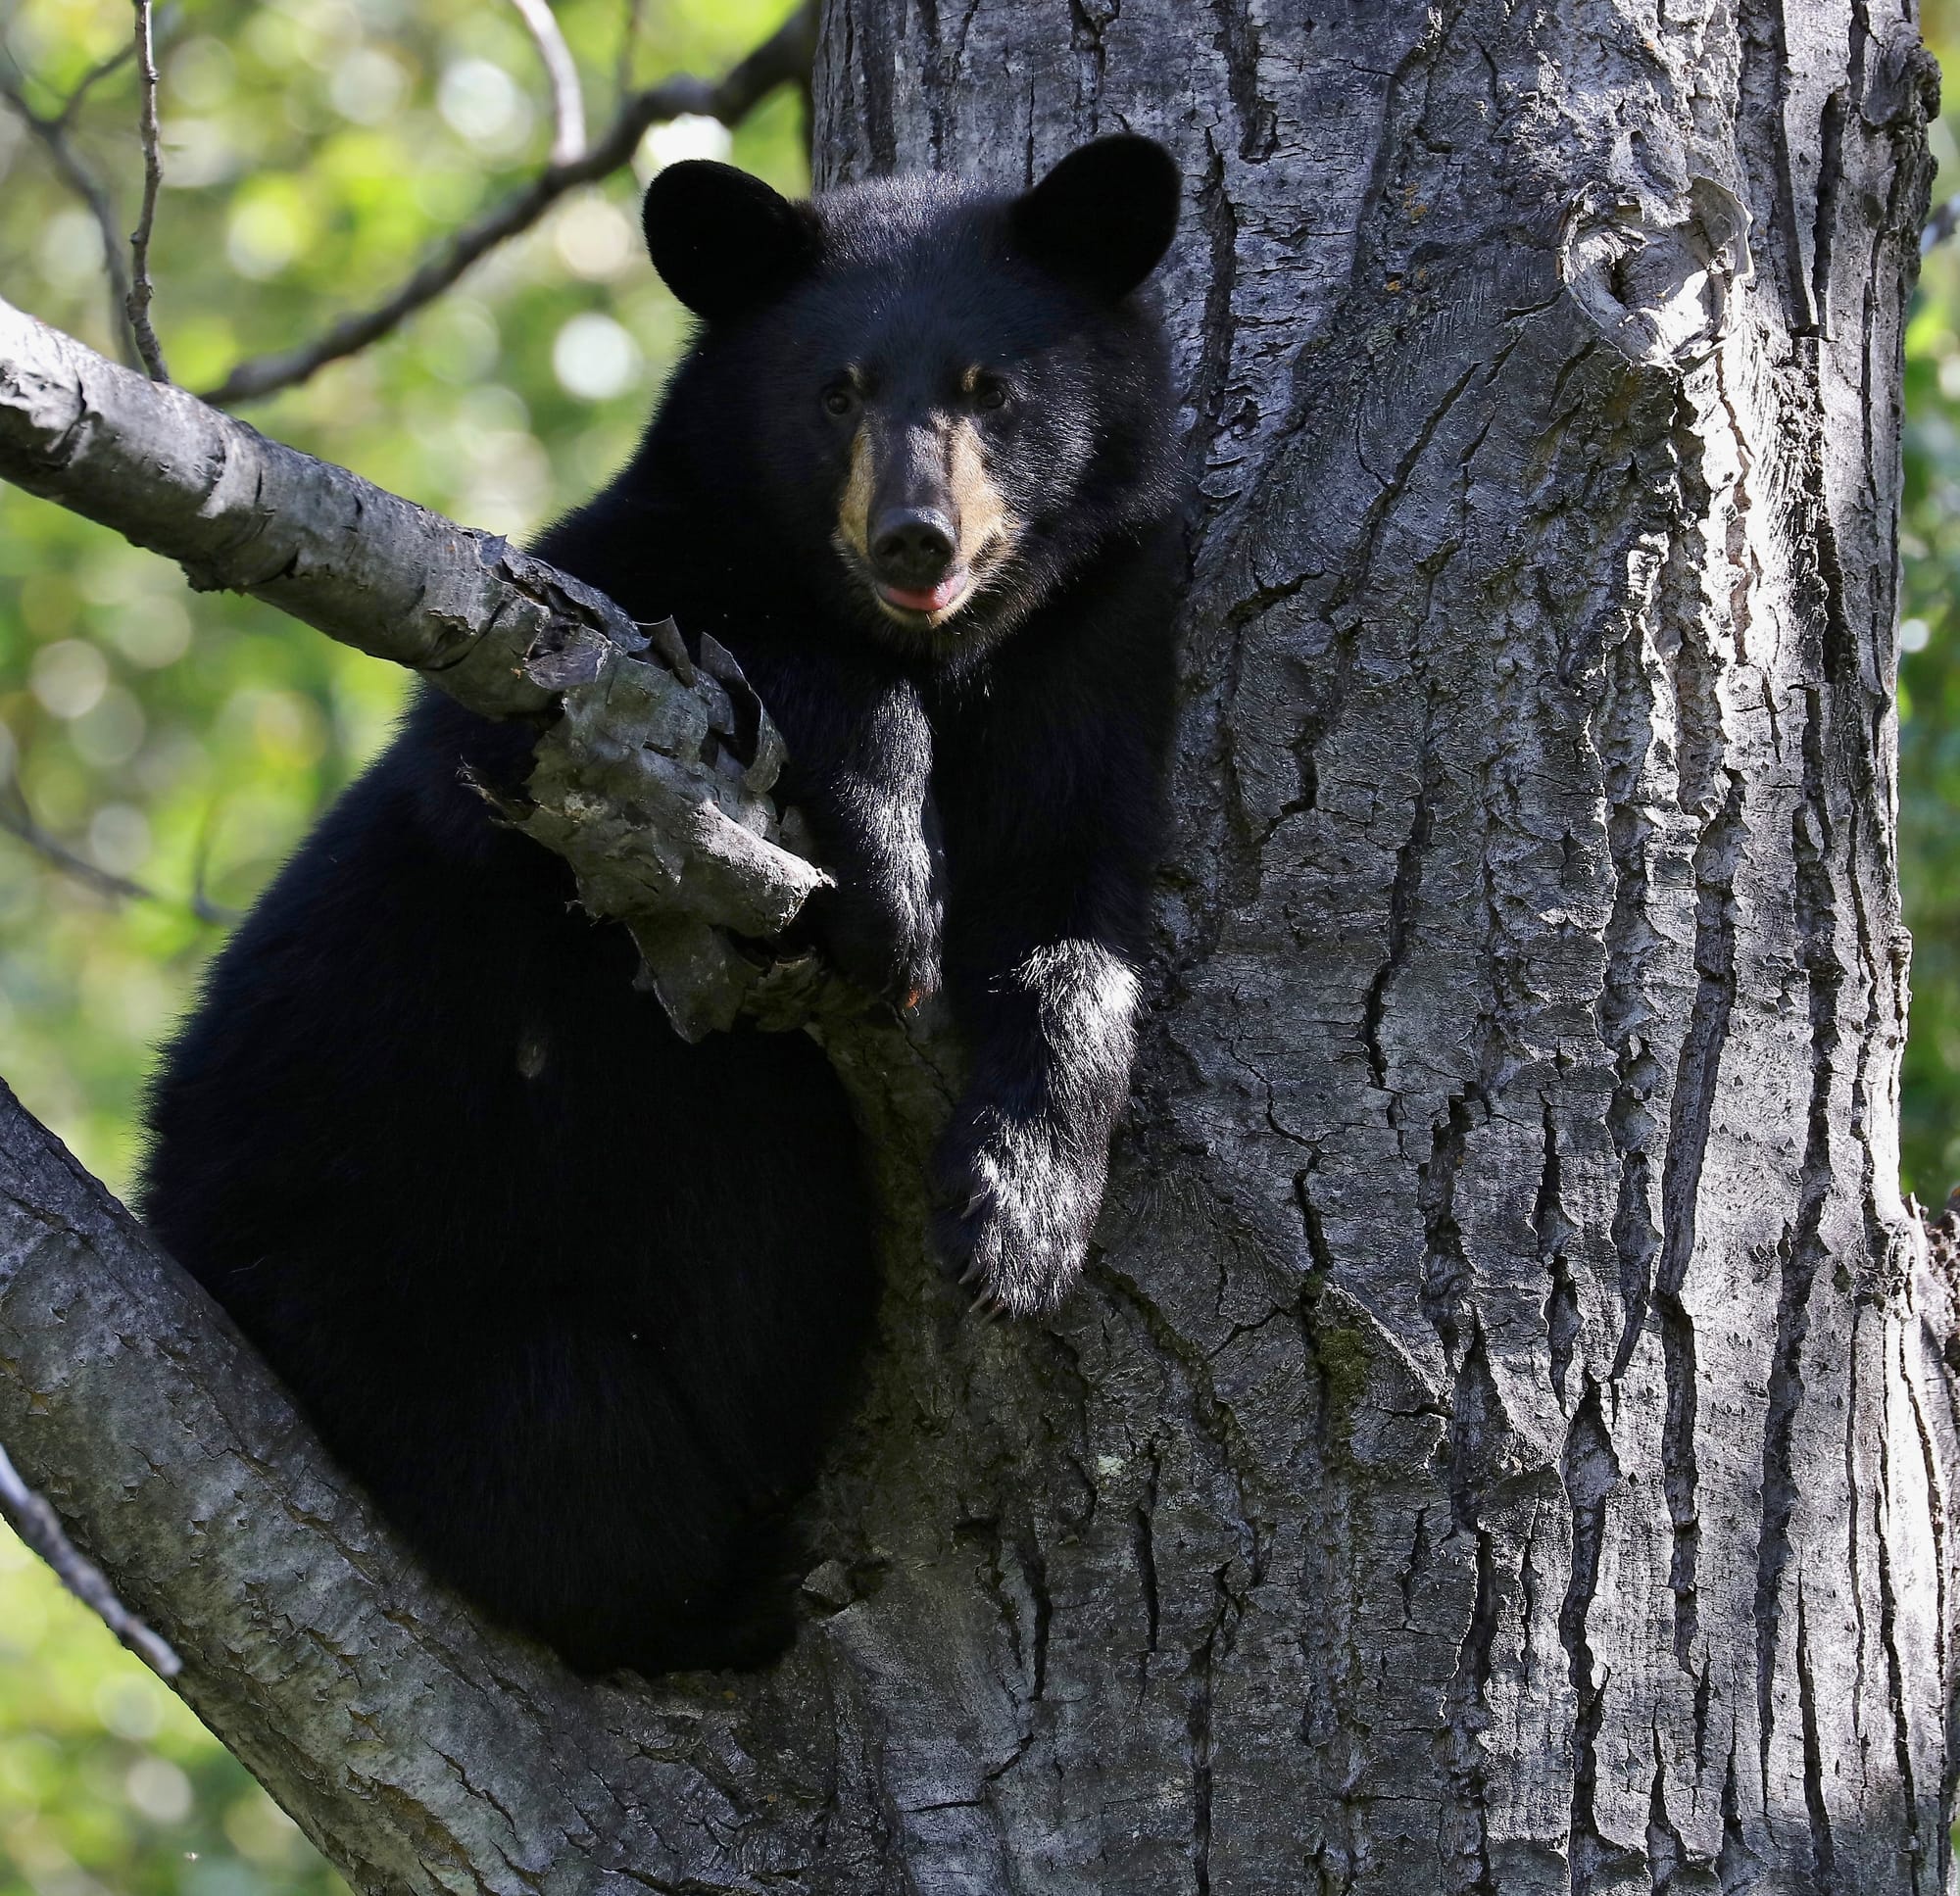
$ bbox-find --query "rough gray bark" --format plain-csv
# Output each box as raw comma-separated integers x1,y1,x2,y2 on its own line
810,0,1959,1887
1,1,1957,1891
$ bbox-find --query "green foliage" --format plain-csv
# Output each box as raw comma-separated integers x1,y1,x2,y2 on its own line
0,1535,338,1895
0,0,807,1883
1904,2,1960,1200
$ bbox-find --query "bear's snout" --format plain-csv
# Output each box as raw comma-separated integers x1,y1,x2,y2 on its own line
871,508,957,590
844,414,1003,621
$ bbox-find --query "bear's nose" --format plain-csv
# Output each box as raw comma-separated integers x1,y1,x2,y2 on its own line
870,509,956,587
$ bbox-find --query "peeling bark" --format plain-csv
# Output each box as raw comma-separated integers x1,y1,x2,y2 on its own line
0,0,1956,1889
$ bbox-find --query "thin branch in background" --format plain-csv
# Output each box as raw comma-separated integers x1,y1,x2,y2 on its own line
0,771,150,903
0,769,234,924
187,793,226,926
0,1441,182,1678
613,0,646,103
123,0,169,381
0,56,143,371
506,0,585,165
52,39,136,129
1926,195,1960,256
199,2,816,408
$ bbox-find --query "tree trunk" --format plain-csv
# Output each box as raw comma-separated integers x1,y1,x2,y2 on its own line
810,0,1957,1889
2,1,1956,1891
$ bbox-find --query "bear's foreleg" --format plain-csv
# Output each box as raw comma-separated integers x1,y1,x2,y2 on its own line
931,924,1143,1315
757,659,944,1005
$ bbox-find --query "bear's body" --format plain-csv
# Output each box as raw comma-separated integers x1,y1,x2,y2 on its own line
140,139,1184,1675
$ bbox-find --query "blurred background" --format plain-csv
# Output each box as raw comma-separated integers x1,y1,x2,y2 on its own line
0,0,1957,1887
1901,3,1960,1204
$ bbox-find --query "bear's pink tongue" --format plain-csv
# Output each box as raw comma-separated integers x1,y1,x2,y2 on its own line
881,573,966,614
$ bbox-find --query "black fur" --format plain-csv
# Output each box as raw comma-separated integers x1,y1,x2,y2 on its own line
140,138,1185,1675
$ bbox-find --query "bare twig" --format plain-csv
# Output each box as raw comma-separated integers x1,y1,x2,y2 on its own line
613,0,647,102
0,771,233,923
0,1439,182,1677
187,795,226,923
53,39,137,129
0,33,137,129
198,2,815,409
124,0,169,381
0,782,149,904
506,0,585,165
0,57,142,370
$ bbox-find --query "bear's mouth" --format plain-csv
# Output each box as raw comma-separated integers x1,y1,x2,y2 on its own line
876,569,972,619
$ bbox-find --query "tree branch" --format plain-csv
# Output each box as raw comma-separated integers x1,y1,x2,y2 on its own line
613,0,647,103
0,764,235,923
506,0,586,165
0,1075,875,1892
51,40,137,129
0,290,847,1038
0,1439,180,1677
123,0,169,381
1924,192,1960,255
0,57,143,371
197,3,815,409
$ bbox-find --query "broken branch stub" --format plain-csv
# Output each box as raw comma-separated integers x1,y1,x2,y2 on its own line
505,628,831,1040
0,293,827,1034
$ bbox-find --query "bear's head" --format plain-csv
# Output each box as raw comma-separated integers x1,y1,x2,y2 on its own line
640,136,1183,660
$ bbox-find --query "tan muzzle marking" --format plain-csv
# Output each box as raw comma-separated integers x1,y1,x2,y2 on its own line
947,416,1009,565
835,412,1016,583
837,424,874,559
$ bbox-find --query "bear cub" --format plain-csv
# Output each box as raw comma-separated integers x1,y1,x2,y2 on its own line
140,136,1185,1676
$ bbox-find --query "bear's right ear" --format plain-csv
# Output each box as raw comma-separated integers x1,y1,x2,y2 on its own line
1008,135,1182,301
642,161,819,321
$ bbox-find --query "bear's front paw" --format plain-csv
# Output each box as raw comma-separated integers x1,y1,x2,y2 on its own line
931,1113,1104,1317
819,885,942,1008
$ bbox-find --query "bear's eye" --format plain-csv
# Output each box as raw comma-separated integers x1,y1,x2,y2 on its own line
973,376,1009,412
821,385,857,417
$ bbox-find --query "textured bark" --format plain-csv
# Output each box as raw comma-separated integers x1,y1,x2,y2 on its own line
1,1,1957,1891
808,0,1960,1888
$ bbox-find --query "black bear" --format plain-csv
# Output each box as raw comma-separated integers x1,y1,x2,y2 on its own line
139,135,1185,1675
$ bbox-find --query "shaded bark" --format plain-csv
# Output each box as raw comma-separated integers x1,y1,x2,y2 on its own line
1,0,1957,1890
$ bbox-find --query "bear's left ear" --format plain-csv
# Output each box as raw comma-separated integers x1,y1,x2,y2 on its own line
643,161,820,321
1008,135,1182,301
